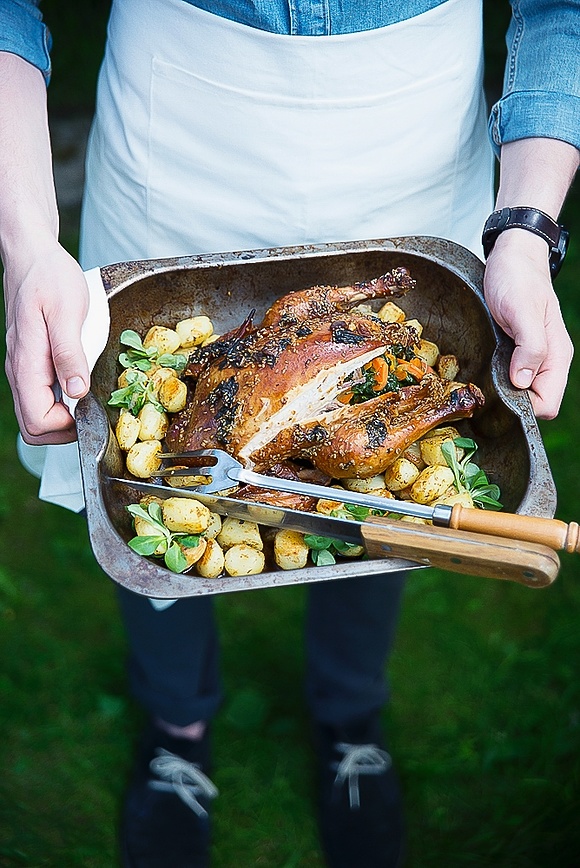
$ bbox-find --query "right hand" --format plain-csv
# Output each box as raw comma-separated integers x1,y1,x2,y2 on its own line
3,236,90,445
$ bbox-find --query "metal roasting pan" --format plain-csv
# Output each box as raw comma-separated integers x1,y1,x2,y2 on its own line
76,237,557,598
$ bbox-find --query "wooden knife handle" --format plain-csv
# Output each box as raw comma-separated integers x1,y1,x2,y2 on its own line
362,517,560,588
448,505,580,553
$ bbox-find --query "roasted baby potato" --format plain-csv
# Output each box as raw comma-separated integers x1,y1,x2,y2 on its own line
180,536,208,569
419,426,462,466
126,440,162,478
203,512,223,540
384,457,421,492
115,409,141,451
143,325,182,355
133,515,167,555
217,517,264,551
415,339,440,367
437,354,460,381
158,376,188,413
224,544,266,576
377,301,406,323
161,497,212,534
403,318,424,337
410,465,455,504
175,315,214,348
196,538,226,578
343,475,389,496
273,530,310,571
138,403,169,441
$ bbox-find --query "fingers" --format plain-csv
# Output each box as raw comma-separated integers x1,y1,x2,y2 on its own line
3,243,90,442
511,304,573,420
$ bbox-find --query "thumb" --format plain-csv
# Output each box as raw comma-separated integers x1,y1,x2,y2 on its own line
508,323,548,390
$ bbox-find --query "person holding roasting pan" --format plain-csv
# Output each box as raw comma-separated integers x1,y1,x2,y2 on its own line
1,1,579,865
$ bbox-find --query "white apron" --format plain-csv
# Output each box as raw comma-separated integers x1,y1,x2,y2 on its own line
26,0,494,512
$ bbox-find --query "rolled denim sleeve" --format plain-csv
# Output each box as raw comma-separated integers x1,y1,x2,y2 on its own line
0,0,52,83
489,0,580,155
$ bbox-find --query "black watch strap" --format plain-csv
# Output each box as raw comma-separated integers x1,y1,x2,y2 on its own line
481,207,569,278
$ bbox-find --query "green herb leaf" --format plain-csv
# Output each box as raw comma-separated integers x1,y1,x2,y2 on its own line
453,436,477,450
128,535,166,556
165,541,189,573
304,534,334,551
178,534,201,548
147,502,164,525
126,504,154,523
157,353,188,372
313,548,336,566
343,504,373,521
120,329,146,350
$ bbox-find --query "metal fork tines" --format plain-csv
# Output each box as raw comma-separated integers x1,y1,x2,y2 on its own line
157,449,451,523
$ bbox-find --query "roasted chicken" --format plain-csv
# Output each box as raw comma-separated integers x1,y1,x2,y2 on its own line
165,268,485,479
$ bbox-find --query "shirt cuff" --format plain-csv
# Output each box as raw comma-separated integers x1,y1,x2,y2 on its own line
0,0,52,84
489,90,580,159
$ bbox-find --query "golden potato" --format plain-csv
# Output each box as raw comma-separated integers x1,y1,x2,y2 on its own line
147,366,175,395
175,315,214,348
138,403,169,441
158,376,188,413
161,497,212,534
432,488,475,509
196,538,226,578
117,368,136,389
126,440,162,478
410,465,456,504
316,497,346,516
384,457,420,492
273,530,310,571
377,301,406,323
224,544,266,576
217,517,264,551
438,354,460,381
143,325,181,355
115,409,141,451
403,318,424,337
415,339,440,367
399,515,431,525
166,470,211,488
343,475,389,496
133,515,167,555
203,512,223,540
201,333,221,347
419,426,462,466
180,536,208,569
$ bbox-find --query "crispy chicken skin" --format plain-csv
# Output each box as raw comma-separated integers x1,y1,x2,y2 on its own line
250,377,485,478
164,269,485,479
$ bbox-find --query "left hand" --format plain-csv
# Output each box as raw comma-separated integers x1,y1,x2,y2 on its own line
483,228,573,419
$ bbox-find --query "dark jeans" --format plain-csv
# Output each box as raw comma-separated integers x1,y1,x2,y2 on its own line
117,571,406,728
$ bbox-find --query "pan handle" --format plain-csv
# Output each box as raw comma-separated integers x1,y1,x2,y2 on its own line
362,517,560,587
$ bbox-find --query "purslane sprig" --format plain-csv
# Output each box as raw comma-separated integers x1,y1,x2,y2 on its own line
441,437,503,510
118,329,188,373
126,502,201,574
303,534,364,566
107,369,165,415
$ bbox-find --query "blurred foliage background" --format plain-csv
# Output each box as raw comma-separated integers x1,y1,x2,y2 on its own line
1,1,579,866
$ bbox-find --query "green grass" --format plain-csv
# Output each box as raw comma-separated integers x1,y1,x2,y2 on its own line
2,2,580,866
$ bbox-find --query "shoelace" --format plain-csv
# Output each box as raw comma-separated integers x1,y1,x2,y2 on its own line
148,747,219,818
333,742,393,810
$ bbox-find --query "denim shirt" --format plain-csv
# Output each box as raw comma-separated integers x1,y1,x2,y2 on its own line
2,0,580,153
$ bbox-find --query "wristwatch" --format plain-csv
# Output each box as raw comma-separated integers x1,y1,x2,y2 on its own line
481,206,569,278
